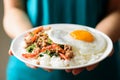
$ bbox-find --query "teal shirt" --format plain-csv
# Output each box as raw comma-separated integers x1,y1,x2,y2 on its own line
27,0,107,27
7,0,120,80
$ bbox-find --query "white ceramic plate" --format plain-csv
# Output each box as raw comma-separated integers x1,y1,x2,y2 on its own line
10,24,113,69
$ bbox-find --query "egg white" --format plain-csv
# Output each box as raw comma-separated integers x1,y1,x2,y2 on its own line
45,27,107,55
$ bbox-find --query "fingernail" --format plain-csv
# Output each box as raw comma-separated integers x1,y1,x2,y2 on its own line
87,64,98,71
65,69,72,73
72,68,84,75
47,69,52,72
31,66,38,69
72,70,80,75
87,67,94,71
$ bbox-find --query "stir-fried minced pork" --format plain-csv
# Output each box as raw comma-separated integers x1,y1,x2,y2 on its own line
22,27,74,60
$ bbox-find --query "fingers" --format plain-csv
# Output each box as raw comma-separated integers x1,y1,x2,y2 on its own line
65,68,84,75
65,63,98,75
9,49,38,69
8,49,99,74
65,69,72,73
8,50,13,56
72,68,84,75
9,49,53,71
26,64,53,72
9,49,52,71
26,63,38,69
43,68,53,72
109,48,114,57
85,48,114,72
86,63,98,71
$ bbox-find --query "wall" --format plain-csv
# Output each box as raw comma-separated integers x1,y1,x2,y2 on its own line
0,0,11,80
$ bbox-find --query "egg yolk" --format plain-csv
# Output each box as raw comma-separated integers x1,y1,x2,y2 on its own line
70,30,94,42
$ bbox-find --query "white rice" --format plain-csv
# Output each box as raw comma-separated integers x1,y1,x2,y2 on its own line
32,51,103,67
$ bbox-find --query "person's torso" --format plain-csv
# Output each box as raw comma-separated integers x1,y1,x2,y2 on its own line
7,1,120,80
27,0,108,27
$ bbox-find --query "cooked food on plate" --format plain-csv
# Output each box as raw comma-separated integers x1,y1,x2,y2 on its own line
22,26,107,67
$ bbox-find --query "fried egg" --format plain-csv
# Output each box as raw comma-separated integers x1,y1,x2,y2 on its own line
45,26,107,55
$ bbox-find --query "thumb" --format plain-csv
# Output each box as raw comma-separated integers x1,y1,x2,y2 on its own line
8,50,13,56
86,63,99,71
109,48,114,57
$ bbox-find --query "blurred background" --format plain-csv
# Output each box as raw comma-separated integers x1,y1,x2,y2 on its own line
0,0,11,80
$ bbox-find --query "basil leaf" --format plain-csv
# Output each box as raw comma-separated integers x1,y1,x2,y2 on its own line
40,54,44,57
26,44,36,53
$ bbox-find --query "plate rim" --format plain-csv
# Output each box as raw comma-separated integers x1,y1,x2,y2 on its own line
10,23,113,69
